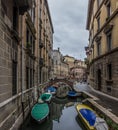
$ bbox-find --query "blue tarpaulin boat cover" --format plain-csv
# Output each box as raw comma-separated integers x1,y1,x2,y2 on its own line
46,86,56,92
68,91,77,96
80,109,96,126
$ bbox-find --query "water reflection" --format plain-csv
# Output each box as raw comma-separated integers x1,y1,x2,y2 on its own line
20,97,86,130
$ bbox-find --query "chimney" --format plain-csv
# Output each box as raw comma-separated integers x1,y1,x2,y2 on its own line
58,47,60,52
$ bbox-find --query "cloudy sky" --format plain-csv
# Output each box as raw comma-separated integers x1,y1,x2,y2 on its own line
48,0,89,60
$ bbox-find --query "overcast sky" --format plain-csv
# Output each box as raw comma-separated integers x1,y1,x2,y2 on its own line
48,0,89,60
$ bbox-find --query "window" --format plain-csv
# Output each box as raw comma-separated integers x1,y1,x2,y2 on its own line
89,32,92,46
107,64,112,80
30,69,32,88
107,3,111,18
33,70,35,87
12,61,17,95
26,28,35,54
97,42,101,56
97,0,102,8
32,7,35,23
30,35,32,50
13,6,18,31
28,7,35,23
40,0,42,4
92,25,94,38
92,66,95,77
107,33,112,51
33,40,35,55
97,0,100,7
97,17,100,31
26,29,29,43
26,67,29,89
28,9,32,17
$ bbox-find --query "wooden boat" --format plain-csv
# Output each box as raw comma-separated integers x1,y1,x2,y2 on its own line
31,103,49,123
38,93,52,103
67,91,81,98
76,104,108,130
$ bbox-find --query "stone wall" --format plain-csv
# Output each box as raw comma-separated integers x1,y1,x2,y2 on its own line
0,15,13,103
0,89,35,130
89,50,118,97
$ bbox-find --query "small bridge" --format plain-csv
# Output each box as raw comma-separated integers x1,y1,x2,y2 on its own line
47,78,74,89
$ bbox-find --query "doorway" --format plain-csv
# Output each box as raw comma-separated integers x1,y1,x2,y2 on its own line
97,69,101,91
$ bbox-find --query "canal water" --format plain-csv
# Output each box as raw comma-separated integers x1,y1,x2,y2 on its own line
19,97,87,130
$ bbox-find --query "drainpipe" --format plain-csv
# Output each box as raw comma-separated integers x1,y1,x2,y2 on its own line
39,4,42,84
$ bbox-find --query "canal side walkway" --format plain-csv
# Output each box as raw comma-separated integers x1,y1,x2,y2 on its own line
74,82,118,123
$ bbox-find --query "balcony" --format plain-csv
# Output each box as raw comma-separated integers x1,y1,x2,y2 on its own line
15,0,32,14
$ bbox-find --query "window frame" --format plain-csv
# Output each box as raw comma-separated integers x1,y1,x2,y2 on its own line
107,2,111,18
106,33,112,51
97,41,101,56
97,16,100,31
107,63,112,80
12,60,17,95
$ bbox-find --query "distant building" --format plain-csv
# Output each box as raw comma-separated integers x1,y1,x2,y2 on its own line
70,67,86,81
64,56,87,81
86,0,118,97
60,61,69,77
64,55,75,69
52,48,69,78
74,60,86,68
52,48,62,77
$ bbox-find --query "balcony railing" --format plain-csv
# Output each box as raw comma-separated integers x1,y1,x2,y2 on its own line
15,0,32,14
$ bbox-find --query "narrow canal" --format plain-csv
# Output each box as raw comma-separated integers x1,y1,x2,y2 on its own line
19,97,87,130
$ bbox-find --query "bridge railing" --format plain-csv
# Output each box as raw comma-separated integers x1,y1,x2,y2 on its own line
38,78,75,95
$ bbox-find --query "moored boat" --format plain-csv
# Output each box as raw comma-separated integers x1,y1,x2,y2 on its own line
38,92,52,103
46,86,57,95
31,103,49,123
67,90,81,98
76,104,108,130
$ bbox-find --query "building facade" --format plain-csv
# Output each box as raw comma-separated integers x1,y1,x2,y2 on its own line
64,55,75,69
64,56,87,80
0,0,54,129
60,61,69,78
52,48,69,78
86,0,118,97
0,1,35,130
37,0,54,84
52,48,63,78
